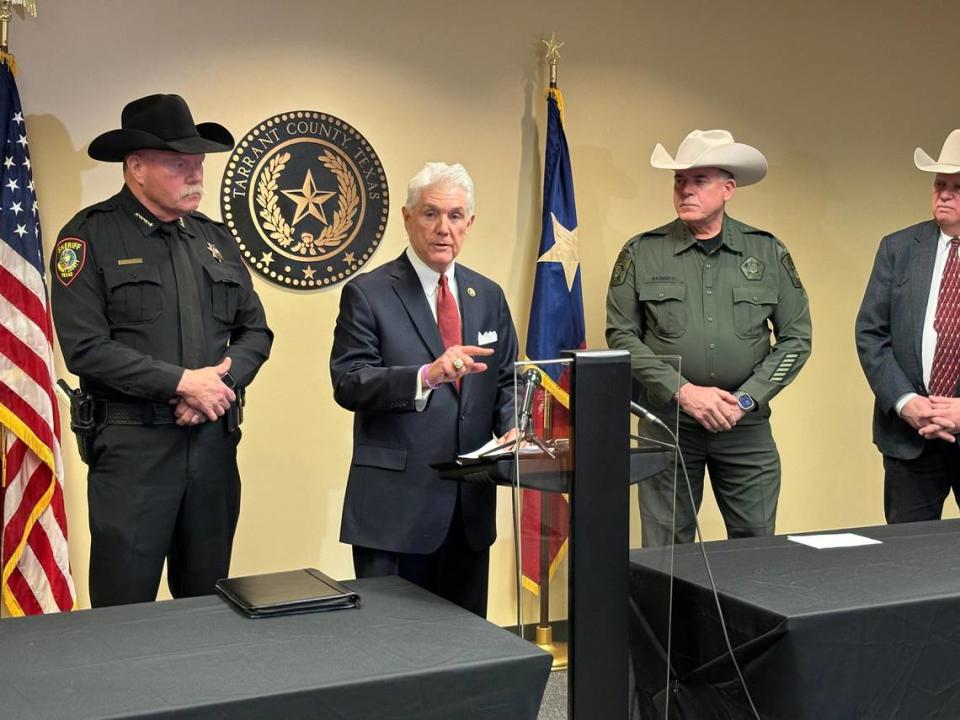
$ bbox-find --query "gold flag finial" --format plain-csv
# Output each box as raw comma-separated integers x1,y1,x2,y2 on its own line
1,0,38,57
542,32,564,88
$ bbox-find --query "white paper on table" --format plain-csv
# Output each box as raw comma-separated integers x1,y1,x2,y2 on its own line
458,438,544,460
787,533,882,550
458,438,506,460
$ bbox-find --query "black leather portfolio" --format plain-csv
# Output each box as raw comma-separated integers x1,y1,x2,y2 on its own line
215,568,361,618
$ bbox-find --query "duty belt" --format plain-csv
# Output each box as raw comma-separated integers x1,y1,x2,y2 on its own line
94,401,177,426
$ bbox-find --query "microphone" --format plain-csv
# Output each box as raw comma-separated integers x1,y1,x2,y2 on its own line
631,401,669,431
517,368,542,438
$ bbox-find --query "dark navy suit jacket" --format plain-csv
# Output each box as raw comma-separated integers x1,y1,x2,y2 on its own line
856,220,943,460
330,251,518,553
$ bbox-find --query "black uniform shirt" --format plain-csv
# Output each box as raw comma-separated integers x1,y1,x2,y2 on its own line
50,185,273,403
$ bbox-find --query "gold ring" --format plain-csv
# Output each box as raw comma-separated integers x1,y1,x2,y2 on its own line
452,357,465,371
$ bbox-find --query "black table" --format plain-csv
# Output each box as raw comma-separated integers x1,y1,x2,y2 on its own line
629,520,960,720
0,575,551,720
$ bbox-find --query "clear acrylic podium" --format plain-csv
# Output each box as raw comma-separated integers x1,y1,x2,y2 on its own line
438,350,680,719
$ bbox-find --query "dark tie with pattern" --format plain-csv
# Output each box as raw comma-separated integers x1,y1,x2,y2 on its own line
929,237,960,396
164,223,206,369
437,274,462,389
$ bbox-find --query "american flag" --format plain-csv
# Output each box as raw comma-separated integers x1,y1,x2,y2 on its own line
0,55,76,615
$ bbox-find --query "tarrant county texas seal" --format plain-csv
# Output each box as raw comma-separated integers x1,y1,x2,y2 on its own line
221,111,389,290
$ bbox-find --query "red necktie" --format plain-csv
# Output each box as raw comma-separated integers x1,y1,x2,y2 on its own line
437,274,462,389
929,237,960,396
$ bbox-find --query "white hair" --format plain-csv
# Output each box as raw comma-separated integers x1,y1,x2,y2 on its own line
405,162,475,215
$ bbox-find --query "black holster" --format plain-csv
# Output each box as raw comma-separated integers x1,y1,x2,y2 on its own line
57,380,96,464
225,386,245,434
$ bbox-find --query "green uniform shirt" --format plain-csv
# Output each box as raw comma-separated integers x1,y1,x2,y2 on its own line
606,215,812,410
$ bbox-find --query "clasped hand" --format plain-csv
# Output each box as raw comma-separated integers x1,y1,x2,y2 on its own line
172,357,236,426
677,383,745,432
903,395,960,443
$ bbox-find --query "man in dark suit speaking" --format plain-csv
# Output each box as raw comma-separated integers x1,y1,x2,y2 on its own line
330,162,519,616
857,129,960,523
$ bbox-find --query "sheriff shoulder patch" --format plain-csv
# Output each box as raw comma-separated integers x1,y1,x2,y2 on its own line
781,253,802,289
54,237,86,287
611,248,633,286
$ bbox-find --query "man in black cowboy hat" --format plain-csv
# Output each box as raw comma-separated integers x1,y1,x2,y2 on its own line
50,94,272,607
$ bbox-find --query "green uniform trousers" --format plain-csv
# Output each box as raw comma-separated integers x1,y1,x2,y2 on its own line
638,412,780,547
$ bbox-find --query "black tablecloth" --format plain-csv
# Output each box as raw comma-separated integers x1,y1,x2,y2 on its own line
0,575,551,720
629,520,960,720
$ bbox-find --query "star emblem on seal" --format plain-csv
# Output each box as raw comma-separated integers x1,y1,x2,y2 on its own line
281,170,336,226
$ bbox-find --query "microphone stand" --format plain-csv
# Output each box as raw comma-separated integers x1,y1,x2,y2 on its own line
480,369,555,458
485,368,563,668
499,386,566,668
480,427,555,458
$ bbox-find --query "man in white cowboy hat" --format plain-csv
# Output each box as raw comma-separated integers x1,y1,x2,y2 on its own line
607,129,812,547
50,94,273,606
856,129,960,524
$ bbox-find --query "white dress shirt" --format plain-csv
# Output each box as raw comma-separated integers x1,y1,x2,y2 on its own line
406,246,459,410
896,229,957,414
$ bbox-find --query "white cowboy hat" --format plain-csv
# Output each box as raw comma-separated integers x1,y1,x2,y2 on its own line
650,129,768,187
914,129,960,174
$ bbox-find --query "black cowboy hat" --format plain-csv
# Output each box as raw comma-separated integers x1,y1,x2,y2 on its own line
88,93,235,162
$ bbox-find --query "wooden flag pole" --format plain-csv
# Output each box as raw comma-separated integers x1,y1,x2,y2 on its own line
531,34,570,671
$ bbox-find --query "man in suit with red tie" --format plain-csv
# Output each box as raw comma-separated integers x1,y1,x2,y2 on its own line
330,162,519,616
857,129,960,522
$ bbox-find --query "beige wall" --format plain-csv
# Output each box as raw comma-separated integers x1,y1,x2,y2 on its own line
11,0,959,623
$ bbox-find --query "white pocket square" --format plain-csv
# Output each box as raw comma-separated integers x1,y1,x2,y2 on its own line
477,330,498,345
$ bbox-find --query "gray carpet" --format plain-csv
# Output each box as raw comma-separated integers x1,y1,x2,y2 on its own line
538,669,567,720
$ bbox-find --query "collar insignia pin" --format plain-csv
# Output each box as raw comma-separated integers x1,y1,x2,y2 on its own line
467,287,476,297
207,242,224,262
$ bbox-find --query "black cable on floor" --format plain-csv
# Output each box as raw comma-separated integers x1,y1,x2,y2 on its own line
636,417,761,720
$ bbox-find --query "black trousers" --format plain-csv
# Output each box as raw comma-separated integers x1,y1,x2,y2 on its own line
884,441,960,523
87,422,241,608
352,491,490,617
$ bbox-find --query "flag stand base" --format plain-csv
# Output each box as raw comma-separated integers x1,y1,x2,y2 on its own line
535,624,568,670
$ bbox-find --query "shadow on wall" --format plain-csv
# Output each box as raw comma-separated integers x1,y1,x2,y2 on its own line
570,144,639,344
511,75,542,326
510,39,549,335
28,113,97,258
